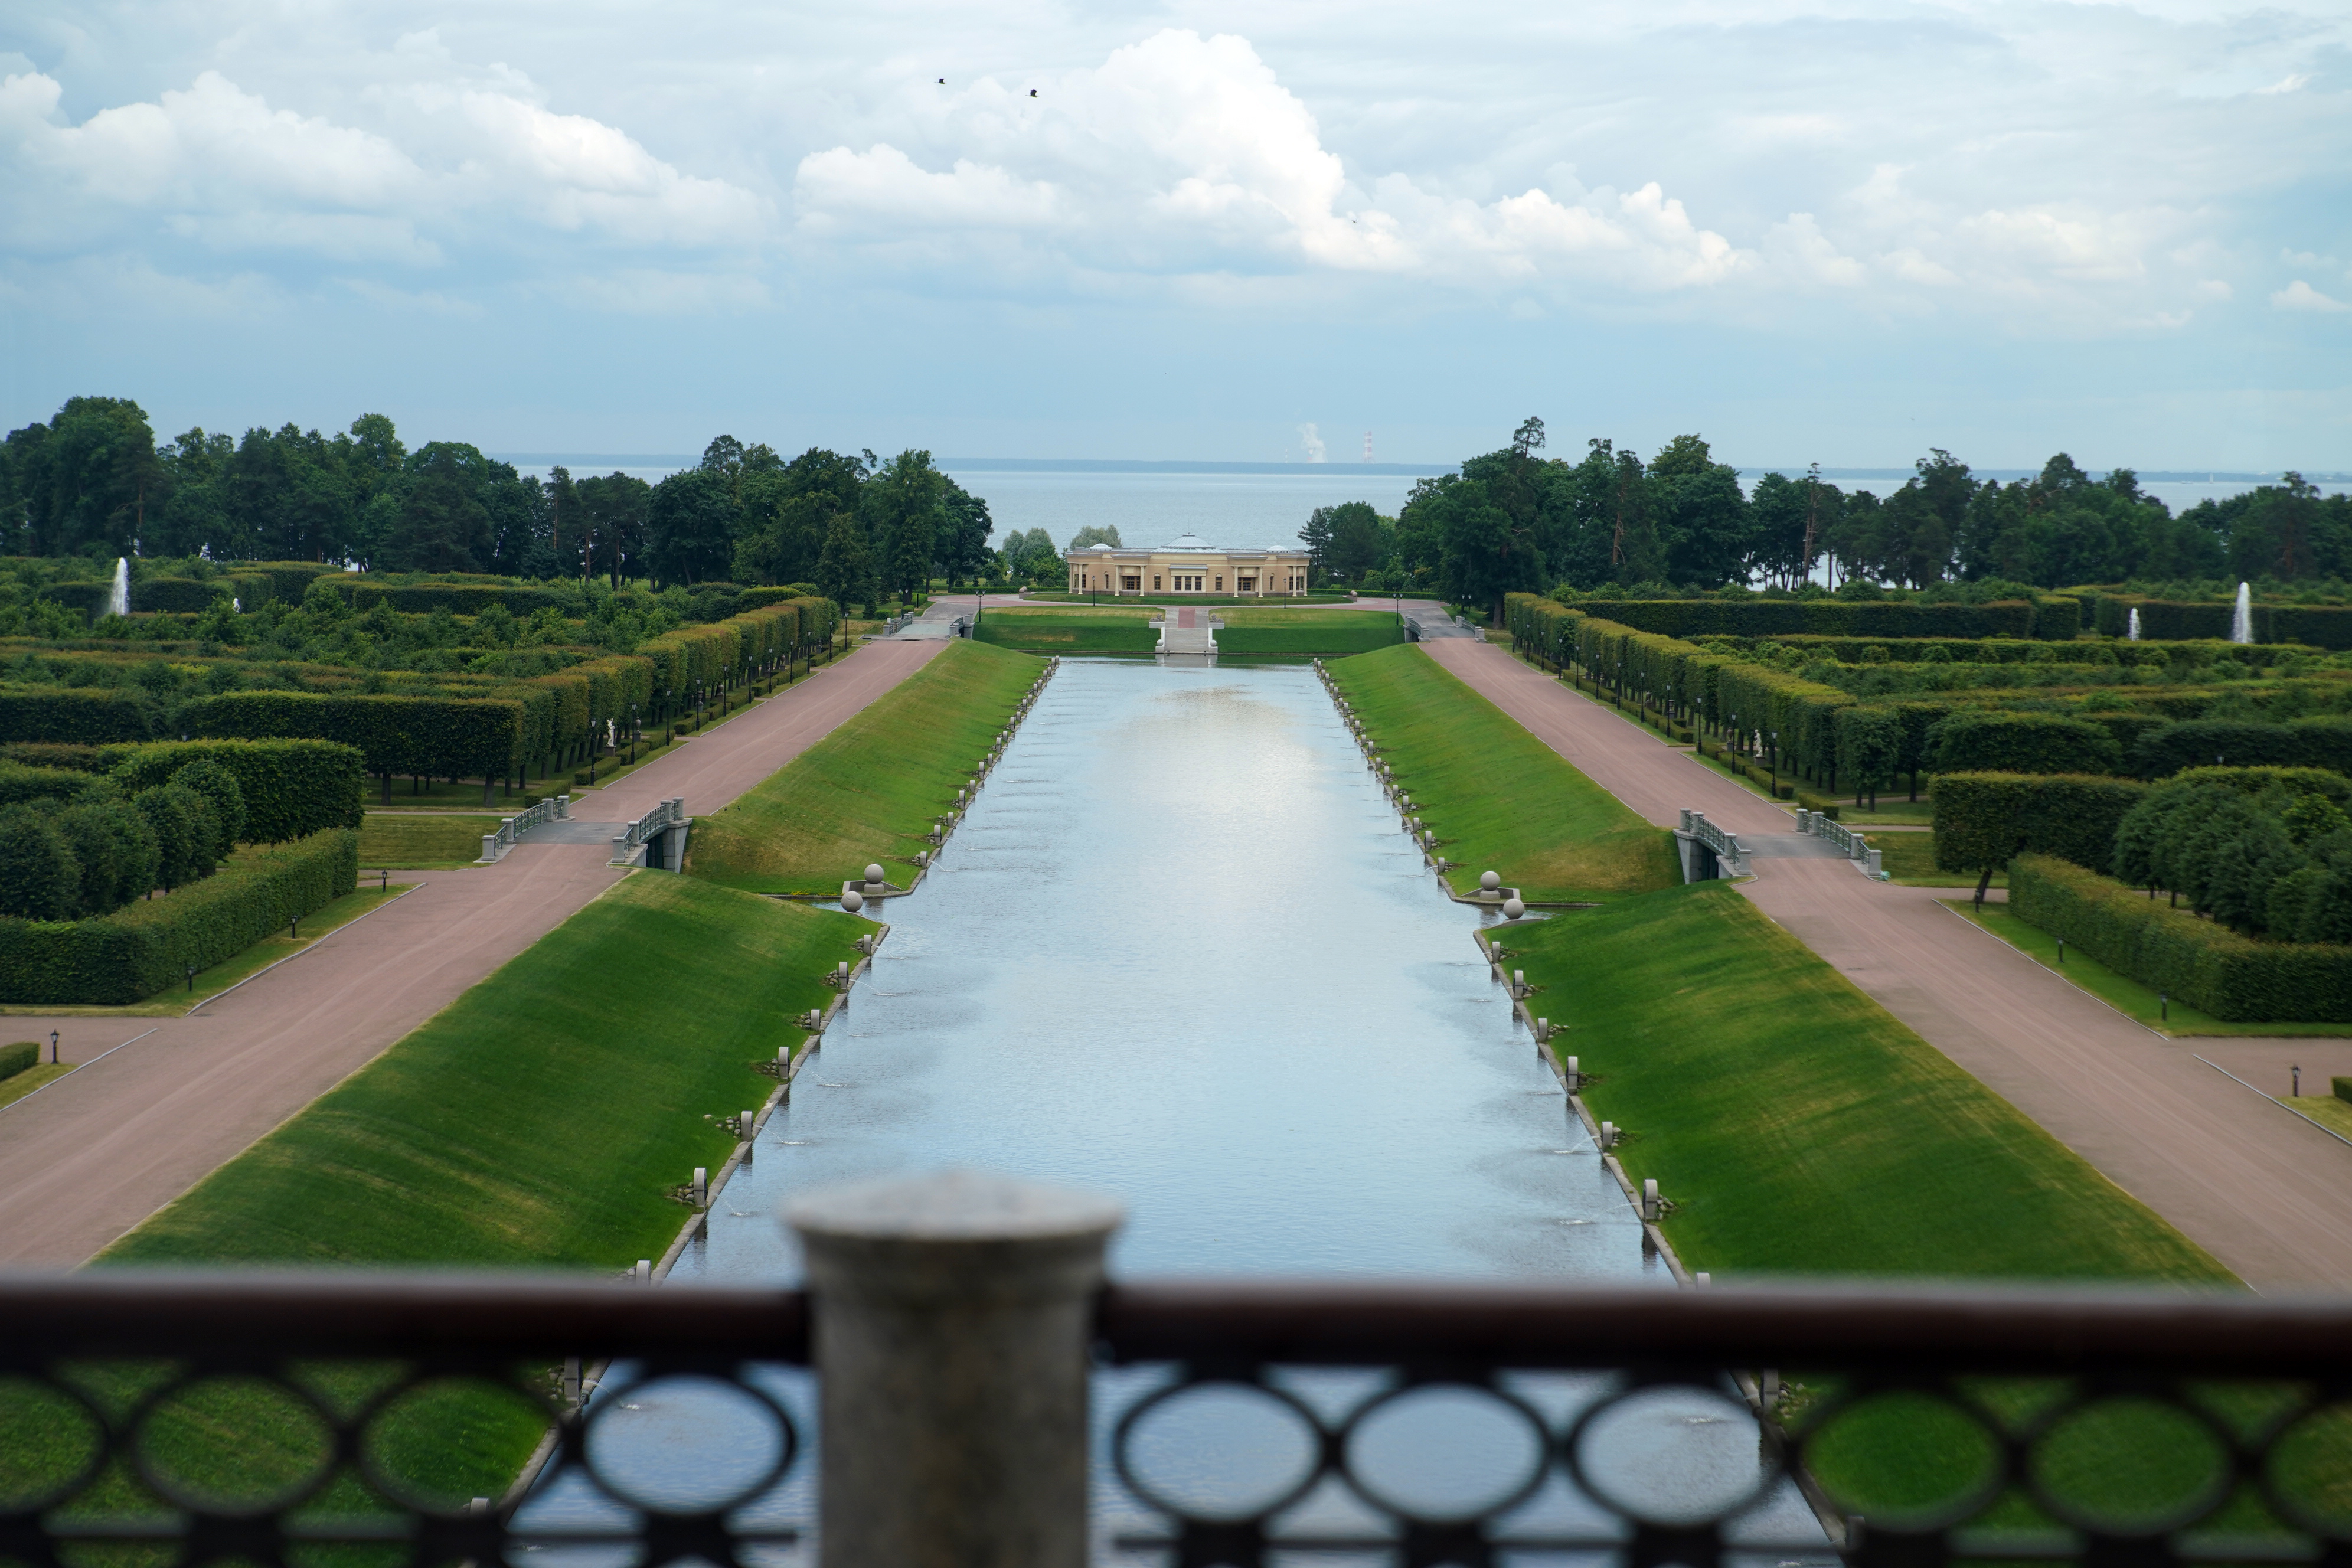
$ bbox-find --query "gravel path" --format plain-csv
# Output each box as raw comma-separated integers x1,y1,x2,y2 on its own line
1422,638,2352,1289
0,639,945,1266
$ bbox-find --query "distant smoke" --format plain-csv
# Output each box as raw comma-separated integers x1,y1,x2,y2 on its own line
1298,423,1327,463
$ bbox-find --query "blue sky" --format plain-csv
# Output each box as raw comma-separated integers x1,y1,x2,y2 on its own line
1,1,2347,471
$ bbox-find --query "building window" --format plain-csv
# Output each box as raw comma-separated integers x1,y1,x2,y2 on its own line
1154,576,1162,590
1239,577,1256,593
1122,574,1141,592
1214,576,1223,591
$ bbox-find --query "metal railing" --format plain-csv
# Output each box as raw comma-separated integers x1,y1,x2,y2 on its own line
1799,809,1886,877
1683,808,1749,876
5,1261,2346,1568
480,793,570,863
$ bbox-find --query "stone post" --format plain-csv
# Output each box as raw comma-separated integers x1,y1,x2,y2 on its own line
788,1170,1123,1568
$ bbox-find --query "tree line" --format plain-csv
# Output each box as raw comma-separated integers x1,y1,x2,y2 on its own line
0,397,1007,607
1301,417,2349,618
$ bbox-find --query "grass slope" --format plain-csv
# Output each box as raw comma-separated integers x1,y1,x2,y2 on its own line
1327,644,1679,902
1217,608,1403,656
688,638,1040,893
1497,881,2233,1281
359,812,498,867
104,873,864,1266
974,607,1155,654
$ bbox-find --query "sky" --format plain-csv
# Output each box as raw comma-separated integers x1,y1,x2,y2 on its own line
1,1,2347,472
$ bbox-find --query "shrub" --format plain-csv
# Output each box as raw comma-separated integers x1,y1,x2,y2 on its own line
2009,853,2352,1021
1555,599,2039,639
2134,717,2352,779
1930,772,2149,878
55,798,159,915
0,828,358,1005
2337,1076,2352,1105
1924,711,2122,775
110,739,363,843
2109,767,2352,940
0,1041,34,1081
0,743,115,773
0,806,80,919
0,687,152,743
1795,790,1840,820
135,784,220,892
167,758,247,852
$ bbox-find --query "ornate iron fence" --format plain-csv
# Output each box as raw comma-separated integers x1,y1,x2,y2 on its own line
1,1274,2346,1568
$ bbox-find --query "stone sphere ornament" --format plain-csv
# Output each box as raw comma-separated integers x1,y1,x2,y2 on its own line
866,864,886,884
1504,897,1525,920
842,888,865,912
1480,870,1501,892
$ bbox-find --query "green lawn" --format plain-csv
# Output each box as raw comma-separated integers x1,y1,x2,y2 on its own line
688,638,1041,894
103,871,863,1266
1327,644,1680,902
68,872,867,1514
972,607,1156,654
1217,608,1403,656
1497,881,2235,1282
1952,900,2352,1037
1868,829,2004,888
358,812,498,867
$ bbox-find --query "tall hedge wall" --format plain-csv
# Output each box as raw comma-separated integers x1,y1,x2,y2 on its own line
333,580,574,616
1924,711,2123,776
1930,773,2150,877
0,762,111,807
2134,717,2352,779
1558,597,2043,640
0,687,153,743
131,577,230,614
111,739,365,842
0,827,358,1005
181,691,525,780
2009,853,2352,1021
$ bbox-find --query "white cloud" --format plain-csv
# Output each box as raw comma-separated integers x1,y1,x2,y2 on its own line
2272,279,2348,313
1297,422,1325,461
0,63,762,267
2255,73,2312,95
2197,278,2233,299
791,30,1750,294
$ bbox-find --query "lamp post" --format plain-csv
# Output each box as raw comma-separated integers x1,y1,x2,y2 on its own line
49,1031,58,1064
629,704,639,765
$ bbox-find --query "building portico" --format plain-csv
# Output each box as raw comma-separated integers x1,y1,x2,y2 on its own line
1064,534,1312,597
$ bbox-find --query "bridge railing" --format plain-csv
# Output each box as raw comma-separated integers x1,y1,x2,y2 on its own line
2,1252,2344,1568
480,793,571,863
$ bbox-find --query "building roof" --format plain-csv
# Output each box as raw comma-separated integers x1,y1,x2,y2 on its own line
1063,534,1306,561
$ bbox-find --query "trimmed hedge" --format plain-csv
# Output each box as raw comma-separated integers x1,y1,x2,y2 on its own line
36,582,107,619
246,562,342,603
0,828,359,1005
2134,717,2352,780
2009,852,2352,1021
0,1040,34,1080
132,577,230,614
0,687,153,743
182,691,525,782
332,580,573,616
1930,772,2149,877
1556,598,2041,640
1924,711,2122,775
111,739,364,842
0,763,109,807
0,743,115,773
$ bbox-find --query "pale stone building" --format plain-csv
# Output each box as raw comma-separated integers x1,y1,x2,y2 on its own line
1062,534,1312,597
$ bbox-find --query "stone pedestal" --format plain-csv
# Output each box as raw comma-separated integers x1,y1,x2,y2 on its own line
788,1170,1123,1568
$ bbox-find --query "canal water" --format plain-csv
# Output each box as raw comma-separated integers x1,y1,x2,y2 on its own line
543,658,1828,1560
679,656,1649,1280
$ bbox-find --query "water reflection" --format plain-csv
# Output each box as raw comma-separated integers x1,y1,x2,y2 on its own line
685,658,1649,1280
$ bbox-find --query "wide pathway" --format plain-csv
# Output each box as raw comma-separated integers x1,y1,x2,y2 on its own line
0,638,945,1267
1421,638,2352,1291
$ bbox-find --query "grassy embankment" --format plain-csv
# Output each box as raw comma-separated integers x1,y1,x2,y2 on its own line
1326,644,1680,903
1217,608,1403,656
66,872,870,1510
689,637,1041,893
358,812,499,868
974,606,1157,655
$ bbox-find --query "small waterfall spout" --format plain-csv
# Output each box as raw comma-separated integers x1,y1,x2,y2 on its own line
106,558,130,619
2126,606,2140,641
2230,582,2252,645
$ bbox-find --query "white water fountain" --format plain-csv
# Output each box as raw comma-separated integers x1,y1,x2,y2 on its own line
106,557,130,619
2126,606,2141,641
2231,581,2252,645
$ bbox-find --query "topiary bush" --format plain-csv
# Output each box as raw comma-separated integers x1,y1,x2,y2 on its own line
0,1041,35,1080
110,739,362,843
1930,772,2150,884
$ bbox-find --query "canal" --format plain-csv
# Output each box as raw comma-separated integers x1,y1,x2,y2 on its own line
679,656,1654,1282
547,657,1826,1559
